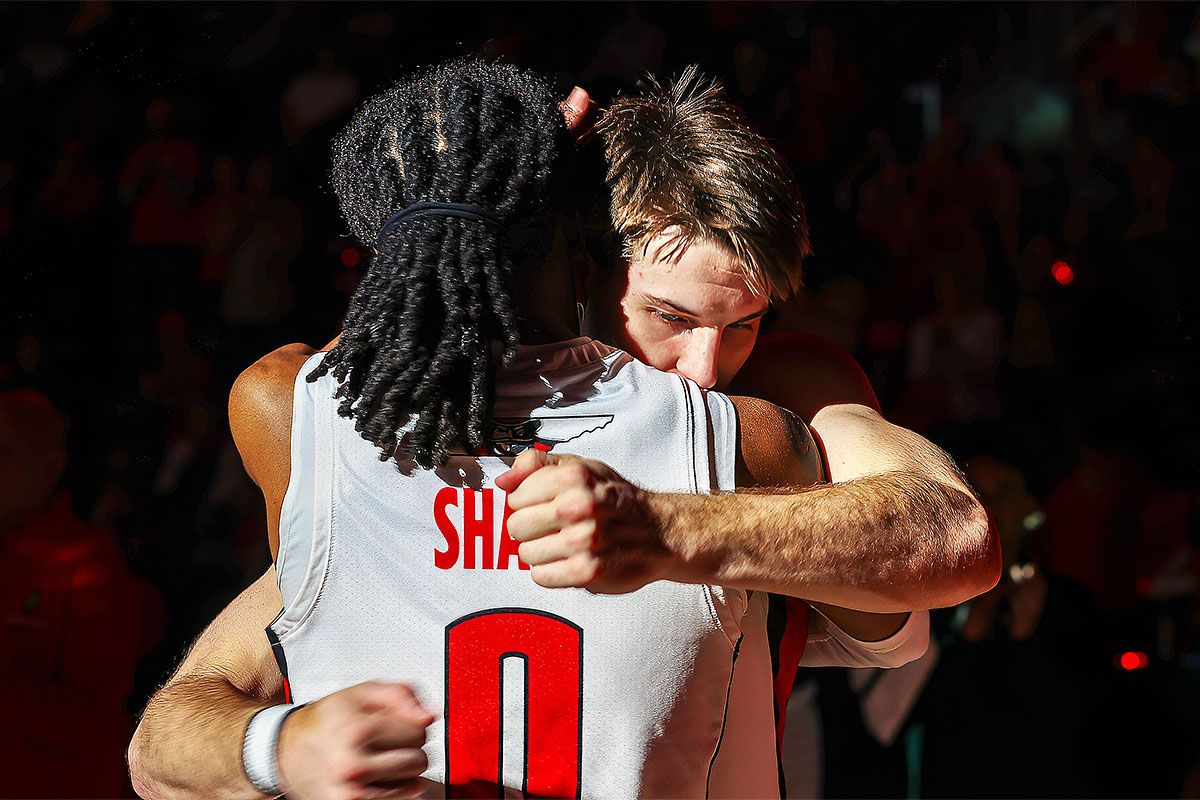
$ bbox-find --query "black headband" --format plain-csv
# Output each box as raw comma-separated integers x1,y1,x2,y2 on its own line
375,201,501,249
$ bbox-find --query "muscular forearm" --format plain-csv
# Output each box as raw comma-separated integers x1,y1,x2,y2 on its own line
655,470,996,612
129,675,274,800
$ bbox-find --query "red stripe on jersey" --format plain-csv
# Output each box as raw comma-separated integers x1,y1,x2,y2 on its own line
772,598,808,749
265,621,294,705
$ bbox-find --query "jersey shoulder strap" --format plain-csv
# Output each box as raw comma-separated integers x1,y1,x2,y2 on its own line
274,351,334,636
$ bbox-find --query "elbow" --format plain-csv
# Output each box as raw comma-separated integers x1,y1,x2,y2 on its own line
969,504,1004,596
128,725,157,800
127,729,194,800
128,708,182,800
940,494,1002,607
907,487,1001,610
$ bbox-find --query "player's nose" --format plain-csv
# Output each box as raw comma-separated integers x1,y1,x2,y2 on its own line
675,330,721,389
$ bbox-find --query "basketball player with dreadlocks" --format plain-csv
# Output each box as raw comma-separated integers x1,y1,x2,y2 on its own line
130,61,998,799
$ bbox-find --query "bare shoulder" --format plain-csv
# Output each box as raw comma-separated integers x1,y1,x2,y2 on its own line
728,395,825,489
729,332,880,422
229,342,317,430
229,343,318,493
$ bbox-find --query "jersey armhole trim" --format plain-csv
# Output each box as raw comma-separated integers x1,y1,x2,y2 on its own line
677,374,701,495
272,355,336,641
702,389,738,493
682,379,748,646
275,353,323,583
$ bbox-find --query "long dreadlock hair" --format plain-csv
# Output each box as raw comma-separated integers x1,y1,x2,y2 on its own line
311,58,565,468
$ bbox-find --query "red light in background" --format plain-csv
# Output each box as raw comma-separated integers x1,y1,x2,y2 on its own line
1051,260,1074,286
1117,651,1149,671
340,247,361,268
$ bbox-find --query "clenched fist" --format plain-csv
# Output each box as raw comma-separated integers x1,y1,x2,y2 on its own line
495,449,675,594
277,681,435,800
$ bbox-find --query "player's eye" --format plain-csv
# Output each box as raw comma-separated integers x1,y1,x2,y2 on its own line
728,321,756,331
651,309,691,327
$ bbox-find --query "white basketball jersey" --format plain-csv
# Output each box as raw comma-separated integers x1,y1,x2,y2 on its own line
269,337,780,798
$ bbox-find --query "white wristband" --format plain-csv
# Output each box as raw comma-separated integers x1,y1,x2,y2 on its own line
242,704,302,797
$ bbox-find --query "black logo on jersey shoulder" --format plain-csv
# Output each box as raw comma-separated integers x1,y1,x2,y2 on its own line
487,415,614,457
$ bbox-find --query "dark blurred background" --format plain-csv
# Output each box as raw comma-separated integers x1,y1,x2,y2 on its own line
1,2,1198,797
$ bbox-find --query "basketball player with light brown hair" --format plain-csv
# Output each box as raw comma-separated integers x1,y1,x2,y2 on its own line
128,65,997,800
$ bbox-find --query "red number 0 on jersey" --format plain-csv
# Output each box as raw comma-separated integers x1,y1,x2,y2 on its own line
445,608,583,798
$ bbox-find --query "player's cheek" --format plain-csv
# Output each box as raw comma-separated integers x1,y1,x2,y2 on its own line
720,329,759,387
621,314,676,373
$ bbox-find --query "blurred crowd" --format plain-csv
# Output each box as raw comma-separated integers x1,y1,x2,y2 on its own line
2,2,1198,797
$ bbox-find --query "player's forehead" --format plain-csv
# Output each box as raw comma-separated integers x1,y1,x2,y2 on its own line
624,235,767,321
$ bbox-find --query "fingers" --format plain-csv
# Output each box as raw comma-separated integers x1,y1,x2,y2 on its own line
494,448,558,492
338,689,433,792
530,552,601,589
356,747,430,784
354,708,429,751
506,459,593,510
352,682,434,725
505,503,561,543
517,520,597,566
507,486,595,542
560,86,596,134
281,682,436,800
359,780,429,800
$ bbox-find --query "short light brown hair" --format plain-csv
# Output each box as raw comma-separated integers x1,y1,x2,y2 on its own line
594,66,811,300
